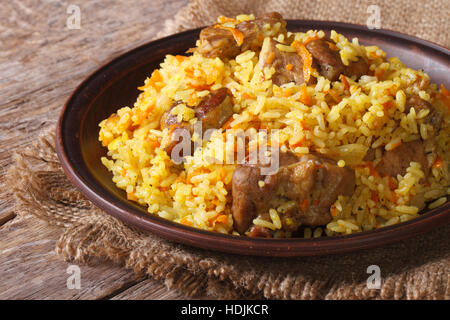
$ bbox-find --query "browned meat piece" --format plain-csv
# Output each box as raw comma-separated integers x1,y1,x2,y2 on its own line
345,57,370,80
231,152,355,234
197,12,287,59
259,38,315,86
231,164,279,233
160,101,192,156
197,26,241,59
278,155,355,227
405,95,442,129
161,88,234,158
237,12,287,52
195,87,233,132
376,140,429,178
305,39,346,81
160,100,184,129
248,225,273,238
231,152,298,233
363,148,377,162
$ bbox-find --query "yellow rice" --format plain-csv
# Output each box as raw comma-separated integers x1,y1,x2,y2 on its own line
99,14,450,237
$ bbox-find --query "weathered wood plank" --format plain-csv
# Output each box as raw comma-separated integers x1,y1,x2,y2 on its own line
110,279,193,300
0,0,193,299
0,0,188,223
0,215,190,299
0,215,136,299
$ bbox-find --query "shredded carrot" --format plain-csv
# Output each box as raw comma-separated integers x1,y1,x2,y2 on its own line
433,156,443,169
148,69,163,88
375,68,385,80
366,162,380,178
292,41,313,83
216,214,229,225
217,16,237,24
301,120,311,130
188,83,212,91
286,63,293,71
300,199,309,212
303,35,320,45
127,192,137,201
184,67,195,78
387,176,397,190
187,92,197,106
290,137,305,149
221,117,235,130
242,92,256,100
328,88,342,103
175,55,188,63
121,168,127,177
327,41,339,51
220,167,227,180
369,51,380,59
168,124,178,136
282,88,292,97
180,217,193,226
266,52,275,64
390,141,402,150
213,24,244,46
299,85,312,106
160,186,169,192
331,205,338,217
440,84,450,110
339,74,350,91
147,138,160,149
391,191,398,204
371,191,379,203
383,100,395,110
440,84,450,98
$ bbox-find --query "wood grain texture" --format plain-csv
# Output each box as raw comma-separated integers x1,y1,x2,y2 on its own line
0,0,193,300
0,215,185,299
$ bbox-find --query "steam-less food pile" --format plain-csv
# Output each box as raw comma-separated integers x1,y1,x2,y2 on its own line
99,13,450,238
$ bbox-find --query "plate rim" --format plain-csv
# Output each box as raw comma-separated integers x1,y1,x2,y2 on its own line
55,20,450,257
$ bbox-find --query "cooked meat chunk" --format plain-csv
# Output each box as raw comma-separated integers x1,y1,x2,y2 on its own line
161,88,233,158
345,57,370,80
160,101,192,156
363,147,377,162
197,27,241,59
275,155,355,229
231,152,356,234
197,12,287,59
305,39,369,81
305,39,346,81
237,12,287,52
376,140,429,178
231,164,280,234
259,38,315,86
195,87,233,132
160,100,184,129
248,225,273,238
405,95,442,129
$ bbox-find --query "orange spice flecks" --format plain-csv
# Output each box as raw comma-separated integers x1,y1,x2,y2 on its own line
292,40,313,84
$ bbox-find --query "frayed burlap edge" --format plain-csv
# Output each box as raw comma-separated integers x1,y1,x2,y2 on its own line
157,0,449,48
7,126,450,299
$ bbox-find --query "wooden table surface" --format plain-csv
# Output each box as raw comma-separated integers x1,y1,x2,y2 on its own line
0,0,198,300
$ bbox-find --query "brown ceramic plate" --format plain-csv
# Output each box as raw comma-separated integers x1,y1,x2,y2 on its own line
56,21,450,257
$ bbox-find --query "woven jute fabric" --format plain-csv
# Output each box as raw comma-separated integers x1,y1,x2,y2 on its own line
9,0,450,299
158,0,449,48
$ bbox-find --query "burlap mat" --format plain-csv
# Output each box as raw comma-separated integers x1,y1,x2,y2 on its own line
9,0,450,299
158,0,449,48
